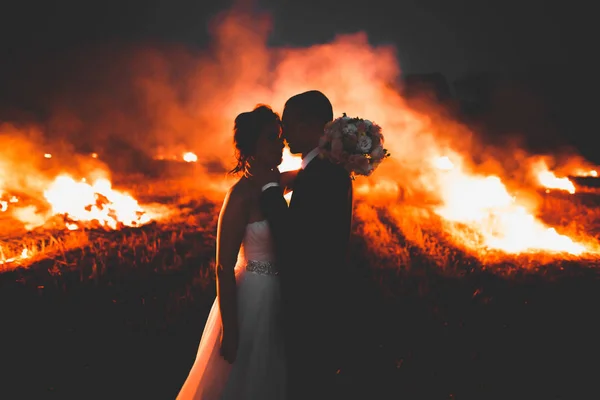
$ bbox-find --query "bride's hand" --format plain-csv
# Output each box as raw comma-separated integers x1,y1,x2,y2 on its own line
220,329,239,364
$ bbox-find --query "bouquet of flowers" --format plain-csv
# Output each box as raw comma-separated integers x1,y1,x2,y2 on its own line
318,113,390,178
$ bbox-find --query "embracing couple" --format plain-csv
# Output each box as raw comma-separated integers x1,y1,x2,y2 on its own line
177,90,356,400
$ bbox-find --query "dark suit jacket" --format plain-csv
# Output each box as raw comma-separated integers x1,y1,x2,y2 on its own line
260,156,353,322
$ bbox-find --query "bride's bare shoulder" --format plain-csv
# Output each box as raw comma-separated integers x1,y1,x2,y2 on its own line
224,178,253,204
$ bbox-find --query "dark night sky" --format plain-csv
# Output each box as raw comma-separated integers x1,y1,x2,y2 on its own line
1,0,595,80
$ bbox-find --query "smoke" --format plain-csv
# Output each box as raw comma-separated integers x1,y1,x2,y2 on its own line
1,3,598,260
2,3,595,200
0,6,460,180
0,122,107,194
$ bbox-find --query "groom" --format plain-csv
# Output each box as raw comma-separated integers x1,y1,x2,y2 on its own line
257,90,354,399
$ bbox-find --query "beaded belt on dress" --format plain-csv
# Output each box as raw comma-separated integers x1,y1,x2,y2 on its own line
245,260,279,276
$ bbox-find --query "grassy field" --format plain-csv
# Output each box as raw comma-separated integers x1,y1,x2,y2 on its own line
2,190,600,399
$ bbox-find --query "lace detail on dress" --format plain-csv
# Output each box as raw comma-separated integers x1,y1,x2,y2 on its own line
246,260,279,276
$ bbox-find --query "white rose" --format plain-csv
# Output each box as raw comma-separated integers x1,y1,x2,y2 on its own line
343,124,358,135
356,135,372,153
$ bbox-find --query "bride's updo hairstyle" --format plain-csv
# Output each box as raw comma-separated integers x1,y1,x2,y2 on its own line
230,104,281,175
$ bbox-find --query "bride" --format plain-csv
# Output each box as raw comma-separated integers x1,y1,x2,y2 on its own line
177,105,290,399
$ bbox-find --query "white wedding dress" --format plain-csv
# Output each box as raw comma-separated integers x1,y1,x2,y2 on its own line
177,220,287,400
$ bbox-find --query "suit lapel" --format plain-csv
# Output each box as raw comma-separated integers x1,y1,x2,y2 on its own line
289,158,319,210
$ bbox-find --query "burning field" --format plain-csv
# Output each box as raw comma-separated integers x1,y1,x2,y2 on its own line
2,6,600,400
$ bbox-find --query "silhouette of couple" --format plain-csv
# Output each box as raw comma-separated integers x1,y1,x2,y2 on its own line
178,90,356,400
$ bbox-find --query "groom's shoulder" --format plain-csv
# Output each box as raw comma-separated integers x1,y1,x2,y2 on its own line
312,157,351,182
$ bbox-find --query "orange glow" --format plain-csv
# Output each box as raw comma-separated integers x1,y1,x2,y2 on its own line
432,156,454,171
43,174,153,230
574,169,598,178
1,194,19,213
279,147,302,205
183,152,198,162
0,247,29,266
278,147,302,173
532,160,575,194
538,170,575,194
432,155,587,254
1,5,599,271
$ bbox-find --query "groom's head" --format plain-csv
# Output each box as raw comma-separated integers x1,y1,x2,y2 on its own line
282,90,333,156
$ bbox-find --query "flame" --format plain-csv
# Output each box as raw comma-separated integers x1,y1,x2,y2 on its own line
183,152,198,162
153,151,200,163
278,147,302,173
433,156,454,171
0,247,30,266
43,175,152,230
433,156,588,255
574,169,598,178
278,147,302,204
532,160,576,194
355,179,400,198
0,195,19,213
1,5,599,269
538,170,575,194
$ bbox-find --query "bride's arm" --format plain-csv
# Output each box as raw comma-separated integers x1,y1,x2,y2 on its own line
215,185,249,363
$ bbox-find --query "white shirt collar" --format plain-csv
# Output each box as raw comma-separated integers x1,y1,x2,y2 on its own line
301,147,320,170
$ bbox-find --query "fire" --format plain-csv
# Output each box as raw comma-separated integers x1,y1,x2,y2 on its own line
283,192,292,204
43,175,152,230
433,156,588,255
574,169,598,178
278,147,302,173
532,160,576,194
433,156,454,171
183,152,198,163
2,6,600,270
355,179,400,198
0,247,30,266
0,195,18,212
153,151,199,163
278,147,302,204
538,170,575,194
